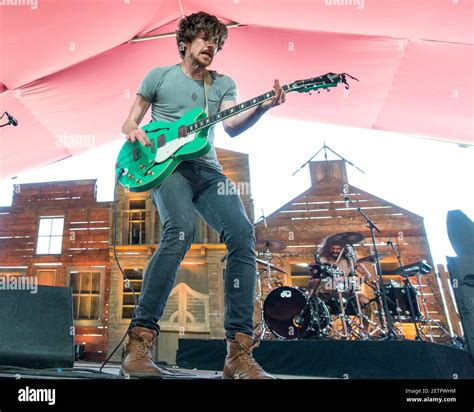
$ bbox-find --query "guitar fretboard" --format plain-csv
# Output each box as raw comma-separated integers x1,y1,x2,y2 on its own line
185,74,341,134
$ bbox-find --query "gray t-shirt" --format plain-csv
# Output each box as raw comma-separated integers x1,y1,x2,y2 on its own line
137,64,237,171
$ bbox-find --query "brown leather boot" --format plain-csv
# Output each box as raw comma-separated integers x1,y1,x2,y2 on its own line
222,332,275,379
120,326,162,378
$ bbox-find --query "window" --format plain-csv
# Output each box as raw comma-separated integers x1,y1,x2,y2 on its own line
70,271,101,320
122,268,143,319
128,199,146,245
36,269,57,286
36,217,64,254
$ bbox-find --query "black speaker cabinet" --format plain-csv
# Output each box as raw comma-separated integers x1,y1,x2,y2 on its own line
0,285,75,368
447,256,474,357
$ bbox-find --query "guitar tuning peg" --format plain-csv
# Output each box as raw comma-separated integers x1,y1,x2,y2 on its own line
326,88,330,92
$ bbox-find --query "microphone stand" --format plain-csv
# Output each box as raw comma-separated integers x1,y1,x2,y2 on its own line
387,239,422,341
343,193,398,340
293,254,326,338
0,112,18,127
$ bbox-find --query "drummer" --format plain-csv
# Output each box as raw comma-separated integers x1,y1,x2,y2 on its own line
319,242,351,274
309,239,349,290
308,236,370,305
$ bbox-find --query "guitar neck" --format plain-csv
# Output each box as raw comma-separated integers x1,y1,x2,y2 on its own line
185,73,344,134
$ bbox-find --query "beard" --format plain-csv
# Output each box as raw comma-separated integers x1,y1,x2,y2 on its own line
189,50,213,69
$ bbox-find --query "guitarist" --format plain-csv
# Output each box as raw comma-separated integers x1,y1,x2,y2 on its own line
120,11,285,379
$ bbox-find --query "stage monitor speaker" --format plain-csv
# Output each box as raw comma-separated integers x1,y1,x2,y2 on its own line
447,256,474,358
447,210,474,256
0,285,75,369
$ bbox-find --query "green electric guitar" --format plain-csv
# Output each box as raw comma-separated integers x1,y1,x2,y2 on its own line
115,72,356,192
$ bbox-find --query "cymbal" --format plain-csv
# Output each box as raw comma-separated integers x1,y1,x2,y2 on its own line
256,239,287,252
256,258,288,274
326,232,365,245
356,253,389,264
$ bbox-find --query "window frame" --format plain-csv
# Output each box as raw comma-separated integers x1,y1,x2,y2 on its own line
35,216,65,255
67,267,105,326
120,267,144,322
127,199,147,245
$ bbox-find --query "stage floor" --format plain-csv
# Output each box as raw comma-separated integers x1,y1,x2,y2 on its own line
0,361,330,380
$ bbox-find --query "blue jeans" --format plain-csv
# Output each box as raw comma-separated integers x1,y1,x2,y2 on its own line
130,161,256,339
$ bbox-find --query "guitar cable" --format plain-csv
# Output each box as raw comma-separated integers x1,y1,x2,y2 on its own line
99,168,139,373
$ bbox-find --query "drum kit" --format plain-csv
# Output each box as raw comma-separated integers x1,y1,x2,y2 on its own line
251,230,445,343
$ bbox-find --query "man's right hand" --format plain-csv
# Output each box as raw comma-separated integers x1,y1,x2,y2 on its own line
125,128,151,147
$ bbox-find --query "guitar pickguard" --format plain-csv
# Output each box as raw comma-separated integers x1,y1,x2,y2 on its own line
154,132,197,163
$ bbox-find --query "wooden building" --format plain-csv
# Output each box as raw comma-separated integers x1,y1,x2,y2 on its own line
255,160,453,342
0,153,458,365
0,180,112,361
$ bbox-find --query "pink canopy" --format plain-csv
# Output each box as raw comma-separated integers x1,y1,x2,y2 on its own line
0,0,472,177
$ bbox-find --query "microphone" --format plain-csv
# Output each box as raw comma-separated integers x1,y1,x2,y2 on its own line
5,112,18,127
342,185,350,208
344,244,355,259
343,193,350,208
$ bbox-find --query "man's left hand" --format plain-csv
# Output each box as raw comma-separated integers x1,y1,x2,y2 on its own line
259,79,286,111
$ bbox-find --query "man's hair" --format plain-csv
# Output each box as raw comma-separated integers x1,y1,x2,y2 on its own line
318,236,343,259
176,12,228,59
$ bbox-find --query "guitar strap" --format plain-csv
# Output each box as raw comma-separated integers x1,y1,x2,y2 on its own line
203,70,212,116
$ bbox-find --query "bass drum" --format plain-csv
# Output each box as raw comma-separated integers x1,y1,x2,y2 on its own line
263,286,331,340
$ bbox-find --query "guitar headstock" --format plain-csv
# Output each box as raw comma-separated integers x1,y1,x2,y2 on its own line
289,73,358,93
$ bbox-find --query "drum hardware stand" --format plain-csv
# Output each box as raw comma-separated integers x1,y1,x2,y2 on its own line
387,239,423,340
343,192,399,340
334,286,350,338
259,247,276,291
355,265,388,338
328,282,368,340
329,248,350,338
414,271,457,344
310,253,344,339
254,275,272,341
293,278,326,338
344,245,371,339
326,248,356,339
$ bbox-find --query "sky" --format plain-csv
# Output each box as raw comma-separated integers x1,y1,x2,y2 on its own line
0,115,472,268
